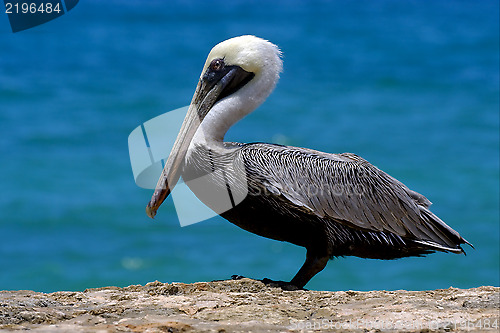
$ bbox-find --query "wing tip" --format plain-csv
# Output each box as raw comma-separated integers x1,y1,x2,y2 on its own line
413,239,473,255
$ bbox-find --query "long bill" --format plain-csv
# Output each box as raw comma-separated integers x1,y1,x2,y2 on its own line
145,98,203,219
145,65,248,218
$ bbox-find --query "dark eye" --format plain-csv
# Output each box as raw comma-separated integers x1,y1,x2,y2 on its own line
210,58,224,71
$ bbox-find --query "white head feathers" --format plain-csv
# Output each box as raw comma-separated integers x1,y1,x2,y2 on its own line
193,35,283,144
203,35,283,81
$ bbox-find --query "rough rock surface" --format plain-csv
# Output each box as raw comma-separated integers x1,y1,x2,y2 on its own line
0,279,498,332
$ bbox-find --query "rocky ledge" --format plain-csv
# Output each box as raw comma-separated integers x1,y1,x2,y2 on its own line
0,279,498,332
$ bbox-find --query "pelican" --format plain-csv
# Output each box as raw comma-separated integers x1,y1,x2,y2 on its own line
146,35,471,289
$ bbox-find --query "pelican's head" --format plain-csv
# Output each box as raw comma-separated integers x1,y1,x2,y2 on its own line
202,35,282,99
192,35,283,125
146,35,282,218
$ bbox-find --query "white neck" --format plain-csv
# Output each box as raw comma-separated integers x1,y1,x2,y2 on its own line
192,67,279,147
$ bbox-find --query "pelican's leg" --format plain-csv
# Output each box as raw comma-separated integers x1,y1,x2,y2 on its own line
289,250,329,288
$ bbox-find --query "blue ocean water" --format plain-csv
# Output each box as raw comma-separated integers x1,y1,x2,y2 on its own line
0,0,498,292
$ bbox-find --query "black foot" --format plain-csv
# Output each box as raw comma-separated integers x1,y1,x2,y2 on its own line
261,278,306,291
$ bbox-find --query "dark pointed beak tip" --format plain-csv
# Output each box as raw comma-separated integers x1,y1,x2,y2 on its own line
146,204,157,219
